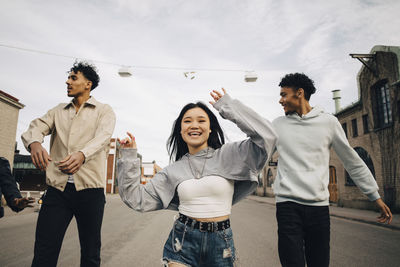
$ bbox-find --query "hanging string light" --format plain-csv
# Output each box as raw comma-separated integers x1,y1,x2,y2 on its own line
0,43,258,82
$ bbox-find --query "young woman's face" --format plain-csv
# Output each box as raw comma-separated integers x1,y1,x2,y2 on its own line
180,107,211,153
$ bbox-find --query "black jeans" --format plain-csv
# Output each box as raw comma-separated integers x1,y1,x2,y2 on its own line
276,201,330,267
32,183,105,267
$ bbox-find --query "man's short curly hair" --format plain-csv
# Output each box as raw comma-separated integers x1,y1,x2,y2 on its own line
279,73,316,101
69,61,100,90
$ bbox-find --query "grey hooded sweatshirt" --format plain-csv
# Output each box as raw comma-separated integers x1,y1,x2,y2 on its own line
117,94,278,212
272,105,380,206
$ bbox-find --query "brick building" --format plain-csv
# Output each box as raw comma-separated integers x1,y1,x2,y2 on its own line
329,45,400,211
105,138,118,193
0,90,24,168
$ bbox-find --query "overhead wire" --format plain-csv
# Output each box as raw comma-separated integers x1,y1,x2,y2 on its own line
0,43,250,73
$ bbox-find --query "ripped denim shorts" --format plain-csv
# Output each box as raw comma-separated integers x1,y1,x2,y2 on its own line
162,218,236,267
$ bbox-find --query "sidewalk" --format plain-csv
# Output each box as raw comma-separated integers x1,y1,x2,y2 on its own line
246,195,400,231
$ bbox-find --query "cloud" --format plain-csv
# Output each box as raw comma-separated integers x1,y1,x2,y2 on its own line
1,0,400,167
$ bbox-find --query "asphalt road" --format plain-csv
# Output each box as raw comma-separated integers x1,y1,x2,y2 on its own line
1,195,399,267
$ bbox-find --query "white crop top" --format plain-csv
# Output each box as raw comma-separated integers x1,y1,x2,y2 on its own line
177,175,234,218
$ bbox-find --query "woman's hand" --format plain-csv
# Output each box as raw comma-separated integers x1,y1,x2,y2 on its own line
118,132,137,149
209,88,227,105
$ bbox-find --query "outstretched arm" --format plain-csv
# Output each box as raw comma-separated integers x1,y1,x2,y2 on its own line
0,158,35,212
331,118,392,224
211,88,278,172
117,133,171,212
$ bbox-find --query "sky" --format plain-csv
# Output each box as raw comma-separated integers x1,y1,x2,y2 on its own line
1,0,399,167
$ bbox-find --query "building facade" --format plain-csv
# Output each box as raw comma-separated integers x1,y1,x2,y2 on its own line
255,152,278,197
105,138,118,193
141,161,162,184
0,90,24,168
329,46,400,211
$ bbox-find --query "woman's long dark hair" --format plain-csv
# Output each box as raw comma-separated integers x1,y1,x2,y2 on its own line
167,102,225,162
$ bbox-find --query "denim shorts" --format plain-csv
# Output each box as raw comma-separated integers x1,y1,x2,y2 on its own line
162,219,236,267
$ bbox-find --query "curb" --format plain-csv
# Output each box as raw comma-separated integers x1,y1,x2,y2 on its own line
246,196,400,231
329,214,400,231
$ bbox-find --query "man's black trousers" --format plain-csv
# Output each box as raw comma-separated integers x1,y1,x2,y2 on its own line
32,183,105,267
276,201,330,267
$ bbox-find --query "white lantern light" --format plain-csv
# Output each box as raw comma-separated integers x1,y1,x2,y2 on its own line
118,67,133,77
244,71,258,82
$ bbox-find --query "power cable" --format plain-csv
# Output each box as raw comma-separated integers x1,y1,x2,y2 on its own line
0,43,250,73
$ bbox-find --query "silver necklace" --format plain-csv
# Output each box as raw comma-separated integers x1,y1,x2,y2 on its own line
187,147,209,179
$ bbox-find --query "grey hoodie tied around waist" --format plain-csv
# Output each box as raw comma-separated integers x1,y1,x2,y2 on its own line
117,94,278,212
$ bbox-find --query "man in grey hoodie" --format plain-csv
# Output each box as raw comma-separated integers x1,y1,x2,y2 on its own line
272,73,392,267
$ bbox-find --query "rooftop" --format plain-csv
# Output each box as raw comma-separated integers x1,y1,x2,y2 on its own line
0,90,24,109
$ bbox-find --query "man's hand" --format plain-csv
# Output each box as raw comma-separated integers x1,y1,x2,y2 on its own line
58,152,85,174
375,198,392,224
29,142,52,171
13,197,35,209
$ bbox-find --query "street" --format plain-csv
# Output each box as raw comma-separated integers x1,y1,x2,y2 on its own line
1,195,399,267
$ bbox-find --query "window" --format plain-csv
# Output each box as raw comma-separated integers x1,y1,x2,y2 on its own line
375,82,392,128
329,166,338,202
342,123,348,138
351,119,358,137
362,114,369,134
345,172,356,186
345,147,375,186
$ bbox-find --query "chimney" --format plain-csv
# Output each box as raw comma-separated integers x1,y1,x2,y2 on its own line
332,89,341,113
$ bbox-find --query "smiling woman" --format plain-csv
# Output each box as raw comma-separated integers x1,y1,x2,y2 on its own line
168,100,224,163
180,107,211,154
116,88,277,266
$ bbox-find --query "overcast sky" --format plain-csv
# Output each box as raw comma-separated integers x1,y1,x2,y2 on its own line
1,0,399,167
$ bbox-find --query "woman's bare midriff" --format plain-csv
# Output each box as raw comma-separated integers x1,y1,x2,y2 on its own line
189,215,229,222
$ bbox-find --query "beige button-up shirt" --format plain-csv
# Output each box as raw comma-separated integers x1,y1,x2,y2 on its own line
22,97,116,191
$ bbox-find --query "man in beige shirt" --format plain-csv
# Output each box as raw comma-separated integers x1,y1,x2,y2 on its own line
22,61,115,267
